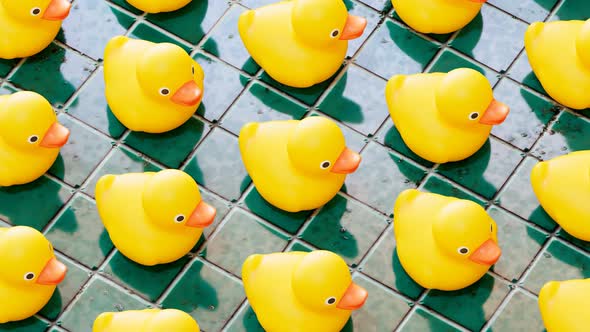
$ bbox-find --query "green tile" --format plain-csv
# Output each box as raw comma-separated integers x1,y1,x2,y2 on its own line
287,240,315,252
58,0,135,60
532,111,590,160
550,0,590,20
301,194,388,267
346,0,381,57
184,128,250,201
0,317,48,332
356,20,439,80
557,229,590,254
124,117,209,168
488,0,558,23
376,120,434,168
422,175,486,207
259,69,340,106
428,49,499,86
318,65,389,136
523,238,590,294
201,190,232,239
0,177,72,230
146,0,229,44
437,138,523,199
129,23,192,52
486,290,545,332
203,209,289,277
507,53,547,96
108,0,143,14
48,115,112,187
9,44,96,106
400,307,461,332
345,142,425,213
66,67,126,139
45,195,113,269
224,303,264,332
222,82,307,135
161,259,245,332
0,59,18,78
423,274,511,331
59,277,148,332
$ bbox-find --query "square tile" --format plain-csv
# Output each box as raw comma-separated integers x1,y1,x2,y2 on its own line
0,59,18,78
400,307,461,332
488,0,558,23
485,290,545,331
532,111,590,160
507,52,547,95
550,0,590,21
428,49,500,86
357,0,391,12
375,120,434,168
224,303,264,332
422,175,486,207
201,190,232,239
0,317,48,332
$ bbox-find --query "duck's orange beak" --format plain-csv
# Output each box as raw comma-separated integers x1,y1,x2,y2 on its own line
36,257,67,285
340,15,367,40
331,147,361,174
469,239,501,265
337,282,368,310
469,0,487,3
42,0,71,21
171,81,203,107
479,100,509,125
40,122,70,148
185,201,216,228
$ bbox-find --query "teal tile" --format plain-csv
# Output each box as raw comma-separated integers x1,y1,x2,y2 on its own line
318,65,389,136
488,0,558,23
0,317,48,332
486,290,545,332
346,0,381,57
356,20,439,80
400,307,461,332
428,49,500,86
532,111,590,160
224,303,264,332
0,59,18,78
45,195,114,269
9,44,96,106
287,240,315,252
161,259,245,332
422,175,486,207
301,194,388,266
201,190,232,239
557,229,590,254
58,0,135,60
259,69,340,106
550,0,590,20
108,0,143,14
222,82,307,135
129,23,192,52
376,120,434,168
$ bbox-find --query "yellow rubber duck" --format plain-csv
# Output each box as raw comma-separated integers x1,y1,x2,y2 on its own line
125,0,192,13
93,309,199,332
104,36,205,134
385,68,509,164
391,0,485,34
238,0,367,88
525,19,590,110
95,169,216,266
0,0,71,59
0,226,67,323
0,91,70,187
239,117,361,212
531,151,590,241
539,278,590,332
242,250,368,332
394,189,501,291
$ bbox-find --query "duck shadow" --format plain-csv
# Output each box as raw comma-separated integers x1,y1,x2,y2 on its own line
449,12,483,57
145,0,210,44
318,71,364,124
39,286,64,320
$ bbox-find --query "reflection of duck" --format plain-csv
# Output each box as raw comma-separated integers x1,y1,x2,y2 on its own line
126,0,192,13
539,279,590,332
93,309,199,331
391,0,484,34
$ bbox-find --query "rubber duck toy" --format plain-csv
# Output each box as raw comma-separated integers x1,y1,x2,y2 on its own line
531,151,590,241
0,91,70,187
238,0,367,88
385,68,509,164
525,19,590,110
539,278,590,332
0,0,71,59
0,226,67,323
391,0,485,34
104,36,205,134
95,169,216,266
239,117,361,212
125,0,192,13
242,250,368,332
394,189,501,291
93,309,200,332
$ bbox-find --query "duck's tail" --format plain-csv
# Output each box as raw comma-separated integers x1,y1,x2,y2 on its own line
92,312,114,332
238,10,256,39
95,174,117,198
242,254,263,283
104,35,129,60
524,22,545,48
393,189,420,215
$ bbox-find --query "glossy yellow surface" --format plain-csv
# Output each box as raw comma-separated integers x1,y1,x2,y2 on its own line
242,251,368,332
0,91,70,186
391,0,484,34
0,0,71,59
525,19,590,110
125,0,192,13
93,309,199,332
394,189,501,291
239,117,361,212
95,169,216,266
539,279,590,332
238,0,367,88
531,151,590,241
0,226,67,323
385,68,509,164
104,36,205,133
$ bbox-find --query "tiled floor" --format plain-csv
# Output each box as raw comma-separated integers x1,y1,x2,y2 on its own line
0,0,589,331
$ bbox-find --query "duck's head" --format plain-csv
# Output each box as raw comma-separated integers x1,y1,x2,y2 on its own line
0,91,69,152
435,68,509,128
0,226,67,287
576,19,590,68
291,0,367,47
292,251,368,311
287,117,361,176
1,0,71,21
137,42,205,108
143,169,216,231
432,199,501,266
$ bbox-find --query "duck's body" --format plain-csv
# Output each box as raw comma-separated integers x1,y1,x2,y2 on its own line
125,0,192,13
391,0,484,34
93,309,199,332
531,151,590,241
539,279,590,332
525,20,590,110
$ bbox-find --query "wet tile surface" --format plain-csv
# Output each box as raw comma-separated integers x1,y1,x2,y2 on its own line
2,1,590,331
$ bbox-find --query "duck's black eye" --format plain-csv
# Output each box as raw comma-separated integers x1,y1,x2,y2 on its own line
320,161,331,169
491,224,493,232
31,7,41,16
325,297,336,305
192,66,195,75
458,247,469,255
469,112,480,120
24,272,35,280
159,88,170,96
28,135,39,144
174,214,185,223
330,29,340,38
